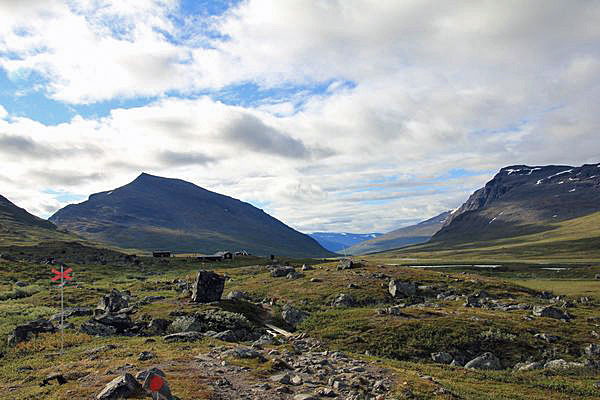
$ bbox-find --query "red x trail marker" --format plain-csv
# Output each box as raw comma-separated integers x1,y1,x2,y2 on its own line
149,375,164,392
51,267,73,282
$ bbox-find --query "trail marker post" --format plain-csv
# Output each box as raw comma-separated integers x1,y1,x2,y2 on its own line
51,265,73,355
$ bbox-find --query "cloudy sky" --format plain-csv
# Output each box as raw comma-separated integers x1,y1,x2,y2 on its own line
1,0,599,234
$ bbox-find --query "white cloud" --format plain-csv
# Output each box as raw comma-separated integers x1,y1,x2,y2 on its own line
0,1,599,233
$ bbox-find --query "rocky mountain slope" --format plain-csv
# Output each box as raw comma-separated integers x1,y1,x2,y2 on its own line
430,163,600,245
308,232,383,252
345,211,451,255
49,173,333,257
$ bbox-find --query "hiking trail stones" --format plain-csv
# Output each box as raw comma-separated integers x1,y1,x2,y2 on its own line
388,279,416,298
8,319,56,346
191,270,225,303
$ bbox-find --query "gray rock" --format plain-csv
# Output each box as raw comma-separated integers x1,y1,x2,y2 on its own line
138,351,155,361
584,343,600,359
388,279,416,298
287,271,303,280
139,295,165,305
310,278,322,283
80,322,117,337
532,306,571,320
271,373,291,384
534,333,560,343
595,274,600,280
163,332,204,342
8,319,56,346
93,314,133,332
191,270,225,303
271,266,296,277
516,361,543,371
136,367,165,382
332,293,357,307
301,264,314,271
51,307,93,321
224,347,263,359
167,310,253,339
464,295,482,308
142,369,172,399
544,359,585,370
145,318,171,336
294,394,317,400
431,352,453,364
282,305,309,328
96,289,129,315
96,373,143,399
209,330,239,342
337,259,354,270
226,291,249,300
14,281,28,287
464,352,501,370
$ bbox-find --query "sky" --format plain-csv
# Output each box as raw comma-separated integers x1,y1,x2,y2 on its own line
0,0,599,234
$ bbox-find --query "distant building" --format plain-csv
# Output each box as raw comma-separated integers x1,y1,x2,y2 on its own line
153,251,171,258
235,250,249,256
215,251,233,260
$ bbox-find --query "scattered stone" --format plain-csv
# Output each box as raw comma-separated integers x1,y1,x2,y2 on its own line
226,291,249,300
51,307,92,321
14,281,29,287
96,373,143,400
282,305,310,328
431,352,453,364
96,289,129,315
139,295,165,305
388,279,416,298
224,347,264,360
163,332,204,342
464,352,501,370
301,264,314,271
534,333,560,343
145,318,171,336
595,274,600,280
138,351,155,361
291,375,303,385
544,359,585,370
8,319,56,346
347,283,359,289
337,259,354,270
515,361,543,371
463,295,482,308
40,373,67,386
532,306,571,320
294,394,318,400
191,270,226,303
310,278,322,283
271,266,296,278
332,293,357,307
584,343,600,359
316,387,337,397
287,271,304,280
271,373,291,384
142,369,172,399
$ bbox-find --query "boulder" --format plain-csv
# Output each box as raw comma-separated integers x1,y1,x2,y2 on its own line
96,289,129,315
282,305,309,328
464,295,482,308
337,259,354,270
14,281,29,287
80,322,117,337
388,279,416,298
138,351,155,361
142,369,173,399
301,264,314,271
271,266,296,278
163,332,204,342
96,373,143,399
51,307,92,321
226,291,249,300
431,352,453,364
224,347,264,360
93,314,134,332
515,361,544,371
332,293,357,307
208,330,239,342
191,270,225,303
595,274,600,280
168,310,253,339
8,319,56,346
145,318,171,336
286,271,303,280
584,343,600,359
464,352,501,370
532,306,571,320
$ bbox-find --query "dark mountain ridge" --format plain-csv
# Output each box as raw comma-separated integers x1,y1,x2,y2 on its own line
49,173,333,257
431,163,600,245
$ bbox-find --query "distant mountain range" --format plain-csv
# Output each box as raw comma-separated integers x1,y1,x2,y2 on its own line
430,163,600,245
49,173,333,257
344,211,452,255
308,232,383,252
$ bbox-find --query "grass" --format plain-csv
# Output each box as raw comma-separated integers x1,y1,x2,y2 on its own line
0,246,599,399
